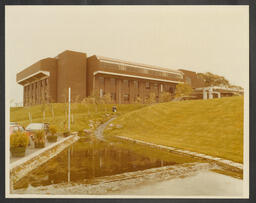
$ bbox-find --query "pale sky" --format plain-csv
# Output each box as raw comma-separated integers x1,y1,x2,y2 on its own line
5,6,249,104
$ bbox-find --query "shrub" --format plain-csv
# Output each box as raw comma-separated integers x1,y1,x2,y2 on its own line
145,93,156,104
49,125,57,135
175,83,193,98
135,96,142,104
63,131,70,137
34,130,45,146
47,135,58,142
159,92,172,103
78,130,85,137
10,131,29,148
103,93,112,104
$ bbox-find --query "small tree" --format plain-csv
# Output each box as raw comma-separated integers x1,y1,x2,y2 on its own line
145,93,156,104
135,96,143,104
41,91,47,120
159,92,172,102
175,83,193,98
102,93,111,112
103,93,111,104
197,72,230,87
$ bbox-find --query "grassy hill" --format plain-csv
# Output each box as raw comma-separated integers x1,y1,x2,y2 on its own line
10,103,146,132
104,96,244,163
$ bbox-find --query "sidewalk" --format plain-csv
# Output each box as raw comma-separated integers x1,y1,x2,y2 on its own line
10,136,65,164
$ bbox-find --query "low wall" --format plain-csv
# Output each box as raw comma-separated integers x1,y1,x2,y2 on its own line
116,136,243,172
10,133,80,188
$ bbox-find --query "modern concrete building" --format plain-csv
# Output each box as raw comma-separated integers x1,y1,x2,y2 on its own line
16,50,241,106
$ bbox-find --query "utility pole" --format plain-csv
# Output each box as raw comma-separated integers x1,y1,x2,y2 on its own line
68,87,71,183
68,147,70,183
68,87,71,131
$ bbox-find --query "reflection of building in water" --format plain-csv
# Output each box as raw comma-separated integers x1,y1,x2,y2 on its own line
16,50,243,106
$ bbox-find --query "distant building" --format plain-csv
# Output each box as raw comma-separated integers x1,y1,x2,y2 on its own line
16,50,241,106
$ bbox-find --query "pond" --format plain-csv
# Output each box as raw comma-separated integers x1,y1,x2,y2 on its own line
14,136,201,190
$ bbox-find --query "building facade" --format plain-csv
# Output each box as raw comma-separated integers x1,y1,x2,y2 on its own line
16,50,206,106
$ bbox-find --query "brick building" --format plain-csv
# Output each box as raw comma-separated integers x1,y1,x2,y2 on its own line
17,50,205,106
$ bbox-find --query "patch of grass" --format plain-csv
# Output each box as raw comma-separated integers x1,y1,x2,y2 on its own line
10,103,146,133
105,136,202,164
105,96,244,163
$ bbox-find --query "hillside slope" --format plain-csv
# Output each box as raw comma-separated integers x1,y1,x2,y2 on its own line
105,96,244,163
10,103,146,132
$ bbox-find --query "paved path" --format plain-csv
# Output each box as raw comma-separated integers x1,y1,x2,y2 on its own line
94,117,116,141
10,136,66,164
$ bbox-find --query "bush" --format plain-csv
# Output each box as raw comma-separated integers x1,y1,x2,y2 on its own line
175,83,193,98
49,125,57,135
47,135,58,142
10,131,29,148
78,130,85,137
63,131,70,137
34,130,45,148
159,92,172,102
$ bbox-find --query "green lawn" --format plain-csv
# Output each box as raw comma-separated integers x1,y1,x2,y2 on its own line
104,96,244,163
10,103,146,132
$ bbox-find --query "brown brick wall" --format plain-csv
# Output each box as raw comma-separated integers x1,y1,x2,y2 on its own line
87,56,100,97
17,50,193,105
17,58,57,106
179,69,205,88
93,73,177,104
56,50,87,102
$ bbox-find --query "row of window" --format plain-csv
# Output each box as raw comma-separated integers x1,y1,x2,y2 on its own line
98,77,174,93
101,62,183,79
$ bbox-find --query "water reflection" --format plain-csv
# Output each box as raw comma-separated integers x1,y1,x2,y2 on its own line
14,138,191,189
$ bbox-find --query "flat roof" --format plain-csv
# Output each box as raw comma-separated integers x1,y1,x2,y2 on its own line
17,71,50,85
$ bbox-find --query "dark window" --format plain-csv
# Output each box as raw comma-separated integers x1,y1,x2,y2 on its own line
110,78,116,87
134,94,140,102
123,94,129,102
153,83,158,90
145,82,150,89
123,80,129,89
111,93,116,101
134,81,138,89
143,69,149,74
186,77,192,85
119,65,126,71
99,77,104,87
169,87,174,94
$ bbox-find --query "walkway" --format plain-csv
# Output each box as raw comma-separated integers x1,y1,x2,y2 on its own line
94,117,116,141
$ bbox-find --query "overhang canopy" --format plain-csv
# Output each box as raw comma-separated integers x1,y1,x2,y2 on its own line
17,71,50,86
195,86,244,93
